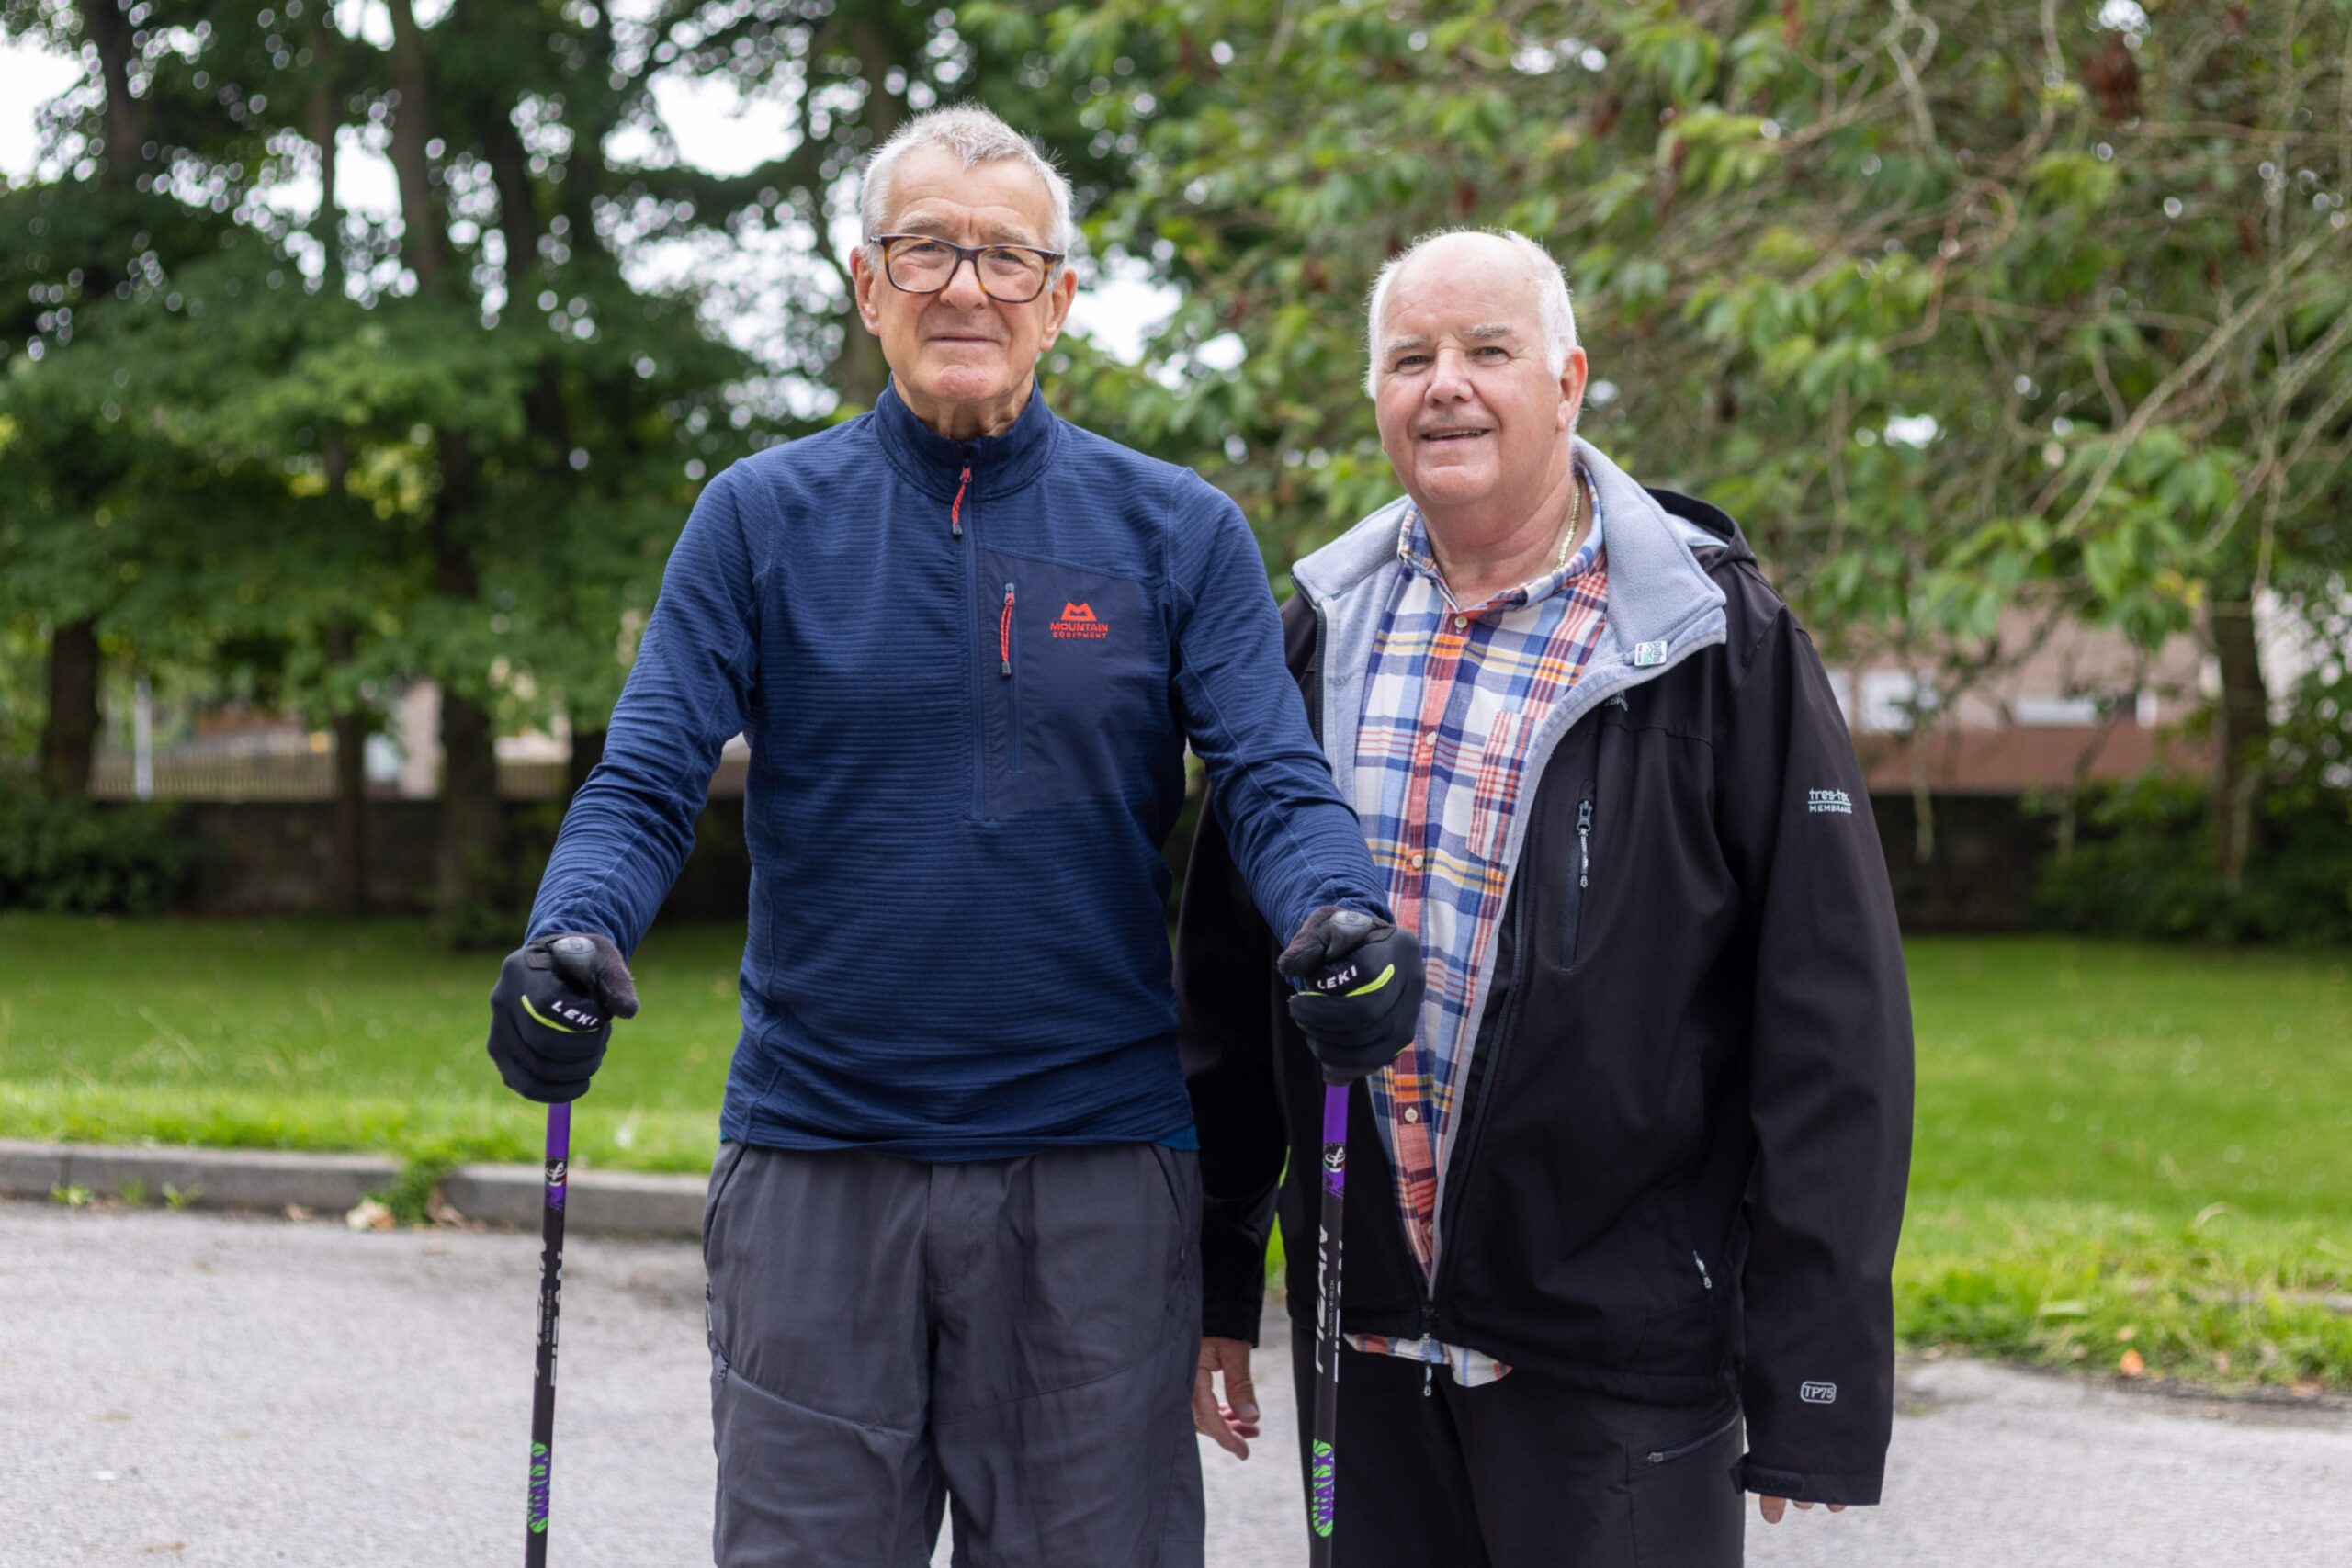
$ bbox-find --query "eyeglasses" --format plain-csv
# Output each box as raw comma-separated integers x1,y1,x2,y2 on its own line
869,233,1064,304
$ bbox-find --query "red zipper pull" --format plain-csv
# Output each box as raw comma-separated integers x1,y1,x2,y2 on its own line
1000,582,1015,675
951,464,970,539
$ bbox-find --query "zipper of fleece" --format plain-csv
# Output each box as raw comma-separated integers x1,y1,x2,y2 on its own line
956,459,986,819
1001,581,1021,773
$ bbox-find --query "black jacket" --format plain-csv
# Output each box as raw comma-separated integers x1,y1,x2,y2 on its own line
1176,473,1913,1506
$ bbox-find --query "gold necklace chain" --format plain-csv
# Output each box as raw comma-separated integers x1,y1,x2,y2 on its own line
1553,468,1586,574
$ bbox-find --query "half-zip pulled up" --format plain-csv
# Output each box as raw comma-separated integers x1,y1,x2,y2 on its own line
951,464,970,538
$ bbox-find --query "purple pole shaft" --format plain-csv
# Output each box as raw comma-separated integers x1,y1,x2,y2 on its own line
1309,1080,1347,1567
525,1100,571,1567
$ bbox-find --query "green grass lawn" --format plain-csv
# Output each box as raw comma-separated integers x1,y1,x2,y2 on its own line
1,915,747,1173
6,917,2349,1389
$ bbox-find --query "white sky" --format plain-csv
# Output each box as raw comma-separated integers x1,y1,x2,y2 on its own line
0,31,1184,364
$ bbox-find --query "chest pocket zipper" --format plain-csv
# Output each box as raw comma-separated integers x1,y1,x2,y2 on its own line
1561,793,1593,966
1000,582,1021,773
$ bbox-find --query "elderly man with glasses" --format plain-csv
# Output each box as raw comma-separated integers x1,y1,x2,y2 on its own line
1181,230,1913,1565
482,104,1419,1567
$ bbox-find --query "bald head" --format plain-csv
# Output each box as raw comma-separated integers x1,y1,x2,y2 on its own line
1365,230,1577,398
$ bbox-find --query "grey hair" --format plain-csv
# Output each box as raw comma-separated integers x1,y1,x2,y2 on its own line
858,105,1078,259
1363,228,1577,397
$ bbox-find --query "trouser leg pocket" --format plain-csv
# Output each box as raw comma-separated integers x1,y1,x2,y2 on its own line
1626,1404,1744,1568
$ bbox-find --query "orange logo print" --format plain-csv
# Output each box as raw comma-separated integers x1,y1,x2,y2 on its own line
1051,601,1109,640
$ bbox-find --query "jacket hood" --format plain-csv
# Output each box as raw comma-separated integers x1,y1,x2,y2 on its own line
1291,438,1736,819
1293,436,1738,634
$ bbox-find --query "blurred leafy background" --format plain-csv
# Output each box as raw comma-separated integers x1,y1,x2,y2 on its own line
1,0,2347,1387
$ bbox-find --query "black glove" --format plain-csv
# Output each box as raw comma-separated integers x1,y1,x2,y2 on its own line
487,932,640,1103
1277,906,1424,1085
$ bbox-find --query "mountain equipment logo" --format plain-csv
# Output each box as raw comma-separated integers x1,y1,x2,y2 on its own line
1050,602,1109,640
1807,788,1854,815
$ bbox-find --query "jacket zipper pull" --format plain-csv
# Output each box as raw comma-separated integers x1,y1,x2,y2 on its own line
1000,583,1015,675
1577,798,1593,889
1421,1361,1434,1399
1694,1251,1713,1291
951,464,970,539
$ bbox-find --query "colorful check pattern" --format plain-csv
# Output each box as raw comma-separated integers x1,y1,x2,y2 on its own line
1344,482,1610,1386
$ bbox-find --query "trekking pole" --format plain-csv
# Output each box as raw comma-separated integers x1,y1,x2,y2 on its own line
1308,1075,1347,1568
524,936,595,1565
1284,906,1419,1568
525,1097,570,1564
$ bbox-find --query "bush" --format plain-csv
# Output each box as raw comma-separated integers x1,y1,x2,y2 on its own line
0,790,196,915
2034,773,2352,944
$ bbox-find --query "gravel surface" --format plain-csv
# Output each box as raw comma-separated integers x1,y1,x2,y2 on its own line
6,1201,2347,1566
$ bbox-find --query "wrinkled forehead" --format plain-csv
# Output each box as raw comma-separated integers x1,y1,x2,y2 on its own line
880,148,1057,244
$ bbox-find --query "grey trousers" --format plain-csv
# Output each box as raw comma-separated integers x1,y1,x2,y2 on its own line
703,1141,1206,1568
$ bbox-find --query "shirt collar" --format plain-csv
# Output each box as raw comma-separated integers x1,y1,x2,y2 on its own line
1395,465,1607,614
871,377,1058,501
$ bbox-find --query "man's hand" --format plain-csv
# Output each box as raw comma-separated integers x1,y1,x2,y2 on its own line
1277,907,1424,1084
1758,1497,1849,1525
487,932,640,1102
1193,1337,1261,1461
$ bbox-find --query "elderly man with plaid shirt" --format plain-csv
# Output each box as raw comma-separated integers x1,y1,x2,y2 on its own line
1177,230,1915,1566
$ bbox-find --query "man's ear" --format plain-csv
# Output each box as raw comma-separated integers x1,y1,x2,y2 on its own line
1033,265,1080,355
1555,344,1589,433
851,245,885,336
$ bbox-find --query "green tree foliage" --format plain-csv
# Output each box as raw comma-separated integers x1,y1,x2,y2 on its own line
1040,0,2351,880
0,0,1137,933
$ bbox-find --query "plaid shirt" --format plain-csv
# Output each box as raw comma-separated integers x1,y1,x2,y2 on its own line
1345,479,1610,1387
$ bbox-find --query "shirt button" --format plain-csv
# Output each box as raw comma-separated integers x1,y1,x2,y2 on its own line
1403,1105,1421,1123
1453,615,1468,630
1408,852,1425,870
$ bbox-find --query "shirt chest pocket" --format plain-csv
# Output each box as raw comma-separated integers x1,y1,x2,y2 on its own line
977,550,1164,818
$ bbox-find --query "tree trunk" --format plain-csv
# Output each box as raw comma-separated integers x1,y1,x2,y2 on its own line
325,624,368,913
38,2,149,800
331,705,370,912
78,0,145,178
2211,599,2269,892
436,684,503,931
567,725,607,805
38,618,102,799
824,21,907,412
388,0,502,935
311,59,365,909
308,23,345,297
428,493,500,933
384,0,447,288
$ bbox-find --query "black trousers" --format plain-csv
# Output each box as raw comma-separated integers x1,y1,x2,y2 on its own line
1288,1325,1746,1568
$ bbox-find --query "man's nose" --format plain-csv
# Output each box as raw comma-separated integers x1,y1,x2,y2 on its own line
938,254,992,309
1426,348,1476,401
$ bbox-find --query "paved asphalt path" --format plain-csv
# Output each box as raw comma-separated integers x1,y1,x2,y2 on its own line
6,1201,2349,1566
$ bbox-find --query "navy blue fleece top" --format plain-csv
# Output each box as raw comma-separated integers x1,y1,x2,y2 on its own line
528,383,1385,1158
